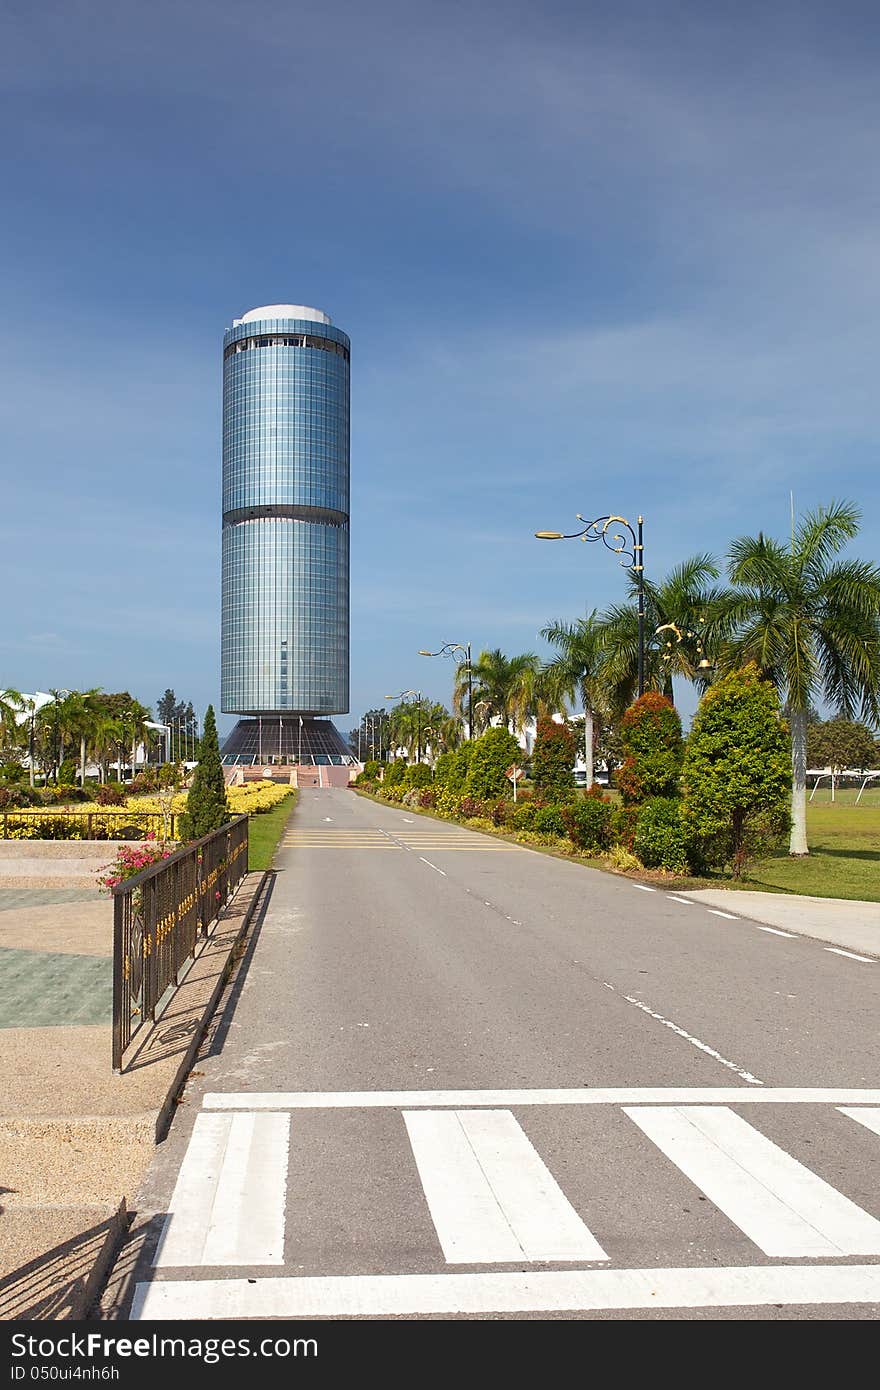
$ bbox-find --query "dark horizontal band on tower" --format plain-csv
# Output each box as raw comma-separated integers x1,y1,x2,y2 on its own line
224,334,350,362
223,504,349,528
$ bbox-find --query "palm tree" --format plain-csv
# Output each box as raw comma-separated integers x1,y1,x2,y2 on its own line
721,501,880,856
597,555,722,708
59,688,103,786
454,649,541,736
540,612,607,789
0,689,25,759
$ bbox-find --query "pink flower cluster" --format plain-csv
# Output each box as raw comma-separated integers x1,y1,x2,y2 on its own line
97,836,172,892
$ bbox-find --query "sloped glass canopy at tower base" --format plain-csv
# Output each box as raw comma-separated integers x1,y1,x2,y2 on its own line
221,717,355,766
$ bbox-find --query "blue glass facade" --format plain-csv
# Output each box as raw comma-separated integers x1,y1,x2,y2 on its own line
221,310,350,715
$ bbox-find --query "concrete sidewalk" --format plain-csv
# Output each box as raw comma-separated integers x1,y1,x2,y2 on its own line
682,888,880,958
0,868,269,1320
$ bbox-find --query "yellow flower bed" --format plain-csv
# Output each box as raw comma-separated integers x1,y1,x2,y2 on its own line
2,783,294,839
123,783,291,817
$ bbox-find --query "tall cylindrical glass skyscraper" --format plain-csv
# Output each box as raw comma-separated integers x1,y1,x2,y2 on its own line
220,304,352,767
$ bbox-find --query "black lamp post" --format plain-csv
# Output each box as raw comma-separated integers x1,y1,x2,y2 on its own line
536,513,645,698
418,642,473,740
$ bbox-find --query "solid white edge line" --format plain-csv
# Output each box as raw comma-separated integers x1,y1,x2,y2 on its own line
708,910,739,919
130,1264,880,1319
418,857,447,875
825,948,875,963
202,1087,880,1110
757,926,797,938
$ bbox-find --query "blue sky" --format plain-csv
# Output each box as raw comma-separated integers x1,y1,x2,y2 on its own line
2,0,879,736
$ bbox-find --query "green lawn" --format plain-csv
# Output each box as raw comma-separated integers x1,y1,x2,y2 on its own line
247,791,298,871
729,803,880,901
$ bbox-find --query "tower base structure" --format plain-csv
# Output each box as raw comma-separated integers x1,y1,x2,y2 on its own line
221,716,355,767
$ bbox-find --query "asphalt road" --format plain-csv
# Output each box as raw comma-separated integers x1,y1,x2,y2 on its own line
114,788,880,1321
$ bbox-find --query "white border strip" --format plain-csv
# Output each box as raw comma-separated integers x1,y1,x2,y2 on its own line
203,1088,880,1110
131,1264,880,1319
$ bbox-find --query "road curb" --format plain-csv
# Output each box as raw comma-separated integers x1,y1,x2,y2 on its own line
152,869,271,1143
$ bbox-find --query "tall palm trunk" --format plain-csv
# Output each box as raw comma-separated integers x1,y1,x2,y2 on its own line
789,708,809,856
80,735,87,789
584,704,594,790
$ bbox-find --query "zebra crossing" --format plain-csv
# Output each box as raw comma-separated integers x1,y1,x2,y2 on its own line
281,827,519,851
131,1088,880,1318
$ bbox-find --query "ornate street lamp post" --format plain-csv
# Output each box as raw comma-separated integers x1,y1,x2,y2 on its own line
418,641,473,741
535,513,645,697
385,690,423,763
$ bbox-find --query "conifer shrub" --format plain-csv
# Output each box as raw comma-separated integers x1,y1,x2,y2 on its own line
432,752,455,786
532,718,576,802
178,706,230,841
383,760,406,788
446,742,475,791
465,727,521,800
617,692,684,804
682,665,790,878
403,763,432,789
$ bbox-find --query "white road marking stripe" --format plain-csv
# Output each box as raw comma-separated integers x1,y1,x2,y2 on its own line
666,896,695,905
758,926,797,937
626,1106,880,1257
825,948,875,963
708,910,739,919
619,993,764,1085
404,1110,607,1264
632,884,655,892
153,1112,288,1267
419,857,447,875
202,1087,880,1110
839,1107,880,1138
130,1264,880,1319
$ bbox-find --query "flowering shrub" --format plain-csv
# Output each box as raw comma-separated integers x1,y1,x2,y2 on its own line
561,797,613,852
96,783,126,806
97,836,172,892
605,844,644,874
418,788,438,808
633,797,694,873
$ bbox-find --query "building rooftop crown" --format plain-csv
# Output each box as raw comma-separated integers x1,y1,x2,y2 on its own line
233,304,331,327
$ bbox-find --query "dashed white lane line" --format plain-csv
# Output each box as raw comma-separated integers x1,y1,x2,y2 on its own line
825,948,875,964
632,884,656,892
419,857,447,876
708,910,739,920
666,896,695,906
757,926,797,938
604,983,765,1086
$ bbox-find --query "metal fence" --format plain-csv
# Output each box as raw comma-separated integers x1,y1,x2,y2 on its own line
1,809,179,840
112,815,249,1071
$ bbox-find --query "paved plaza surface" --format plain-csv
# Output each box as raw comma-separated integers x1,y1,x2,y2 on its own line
108,788,880,1321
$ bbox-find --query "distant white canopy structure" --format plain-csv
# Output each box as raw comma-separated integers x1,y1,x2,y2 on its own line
807,768,880,804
